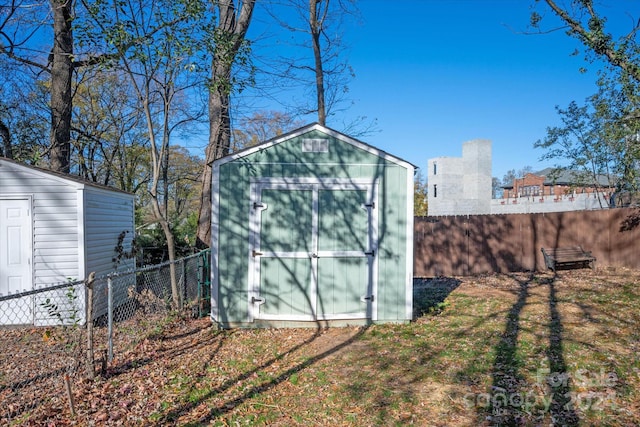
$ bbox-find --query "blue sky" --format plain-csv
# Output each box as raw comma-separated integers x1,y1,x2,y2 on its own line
333,0,635,180
238,0,637,182
205,1,638,181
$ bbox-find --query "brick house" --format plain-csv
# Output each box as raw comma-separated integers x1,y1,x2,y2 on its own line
501,168,615,200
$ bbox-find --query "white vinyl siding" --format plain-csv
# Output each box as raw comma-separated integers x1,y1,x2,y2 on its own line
84,188,135,275
0,159,135,325
0,164,80,287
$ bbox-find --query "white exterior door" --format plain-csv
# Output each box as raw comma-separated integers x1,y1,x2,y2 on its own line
0,198,33,324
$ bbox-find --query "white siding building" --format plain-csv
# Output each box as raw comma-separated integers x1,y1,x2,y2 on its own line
0,158,135,325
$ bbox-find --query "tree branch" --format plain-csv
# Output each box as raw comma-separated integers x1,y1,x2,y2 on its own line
545,0,640,82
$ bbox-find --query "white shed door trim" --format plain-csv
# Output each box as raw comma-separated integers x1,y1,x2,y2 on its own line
248,178,378,323
0,197,34,324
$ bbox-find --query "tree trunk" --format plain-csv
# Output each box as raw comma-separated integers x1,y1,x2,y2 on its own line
50,0,73,173
309,0,326,125
196,0,255,248
197,77,231,247
158,214,181,309
0,119,11,159
150,164,181,309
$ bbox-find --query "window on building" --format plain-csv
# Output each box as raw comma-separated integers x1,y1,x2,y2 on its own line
521,185,541,197
433,163,437,175
433,184,437,198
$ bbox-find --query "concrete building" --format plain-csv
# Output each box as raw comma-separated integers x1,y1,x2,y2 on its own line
427,142,613,216
427,139,492,216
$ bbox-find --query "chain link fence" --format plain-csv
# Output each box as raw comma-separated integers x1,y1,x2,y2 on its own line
0,250,210,424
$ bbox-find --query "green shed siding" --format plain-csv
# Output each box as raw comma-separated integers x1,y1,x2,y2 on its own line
377,165,409,321
211,124,414,327
217,162,251,323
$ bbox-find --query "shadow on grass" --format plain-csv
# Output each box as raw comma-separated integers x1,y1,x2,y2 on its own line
546,274,579,426
478,274,579,426
157,325,368,425
488,274,532,425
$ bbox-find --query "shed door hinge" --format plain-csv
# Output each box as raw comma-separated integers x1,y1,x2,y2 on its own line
252,250,263,257
253,202,264,209
364,202,375,209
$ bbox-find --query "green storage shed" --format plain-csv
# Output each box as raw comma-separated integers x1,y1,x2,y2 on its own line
210,123,415,328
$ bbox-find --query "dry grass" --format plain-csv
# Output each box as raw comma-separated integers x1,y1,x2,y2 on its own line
2,268,640,426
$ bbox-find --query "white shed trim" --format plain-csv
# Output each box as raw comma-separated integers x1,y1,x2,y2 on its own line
405,169,415,320
214,123,415,171
210,163,221,321
246,177,379,323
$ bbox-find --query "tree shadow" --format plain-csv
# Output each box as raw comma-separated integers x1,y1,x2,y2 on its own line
480,273,579,426
156,324,368,424
488,274,532,425
103,321,228,378
619,207,640,231
545,273,579,426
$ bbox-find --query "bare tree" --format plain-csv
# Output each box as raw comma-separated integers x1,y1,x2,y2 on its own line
71,69,151,189
231,110,303,150
309,0,328,125
85,0,213,307
0,54,50,163
196,0,256,248
265,0,358,125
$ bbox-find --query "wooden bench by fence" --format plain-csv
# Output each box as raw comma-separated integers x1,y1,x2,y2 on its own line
541,246,596,272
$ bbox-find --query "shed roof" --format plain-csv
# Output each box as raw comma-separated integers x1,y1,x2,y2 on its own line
213,123,416,170
0,157,133,195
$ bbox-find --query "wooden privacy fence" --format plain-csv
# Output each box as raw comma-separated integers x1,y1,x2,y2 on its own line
414,207,640,277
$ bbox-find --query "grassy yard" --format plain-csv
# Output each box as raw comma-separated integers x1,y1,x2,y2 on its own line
3,268,640,426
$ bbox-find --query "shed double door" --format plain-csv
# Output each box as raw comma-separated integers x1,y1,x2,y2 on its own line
249,180,377,322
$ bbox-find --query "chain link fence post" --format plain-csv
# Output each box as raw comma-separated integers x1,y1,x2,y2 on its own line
0,250,212,423
107,275,114,362
85,272,95,380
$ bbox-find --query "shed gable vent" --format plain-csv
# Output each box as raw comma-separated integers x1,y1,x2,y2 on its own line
301,138,329,153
